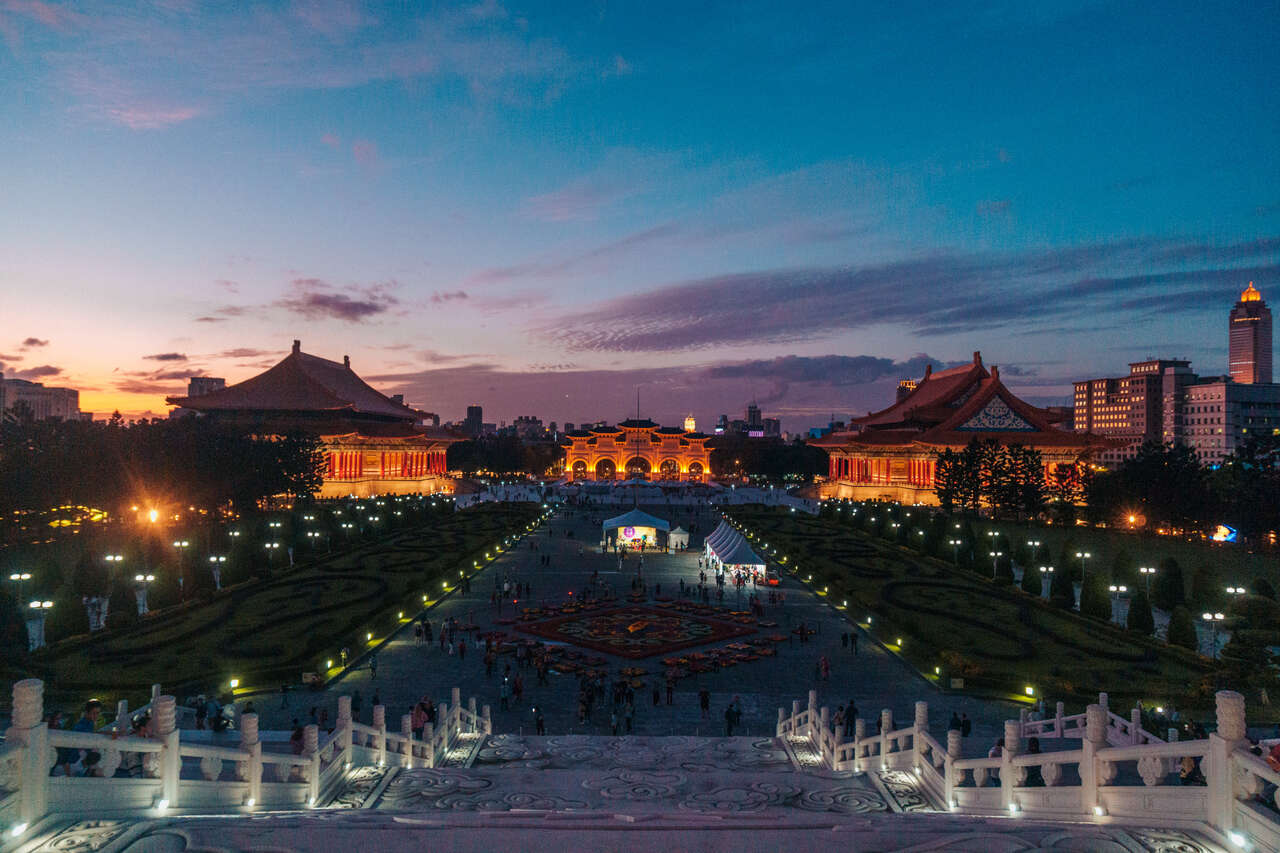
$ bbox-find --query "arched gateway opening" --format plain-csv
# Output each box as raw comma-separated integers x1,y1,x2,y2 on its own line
595,458,617,480
625,457,651,479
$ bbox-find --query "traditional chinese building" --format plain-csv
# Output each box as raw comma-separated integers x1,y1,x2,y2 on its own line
810,352,1110,505
166,340,459,498
563,419,713,481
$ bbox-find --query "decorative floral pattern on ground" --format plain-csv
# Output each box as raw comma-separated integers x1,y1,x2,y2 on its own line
515,605,756,659
328,765,390,809
23,819,133,852
876,769,933,812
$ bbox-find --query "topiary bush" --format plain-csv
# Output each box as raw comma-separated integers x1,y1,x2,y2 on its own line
1127,590,1155,636
1167,606,1198,652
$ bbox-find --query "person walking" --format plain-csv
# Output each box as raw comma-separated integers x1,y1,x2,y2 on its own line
535,708,546,736
458,639,467,663
724,704,735,736
611,710,619,735
499,678,510,711
961,713,972,738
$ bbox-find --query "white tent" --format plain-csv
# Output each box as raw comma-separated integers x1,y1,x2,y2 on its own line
602,507,671,548
669,526,690,550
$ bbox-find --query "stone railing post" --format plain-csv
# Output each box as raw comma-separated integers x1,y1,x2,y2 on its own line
854,717,866,770
482,705,492,735
1129,707,1142,744
1208,690,1248,835
1001,719,1020,812
1019,707,1029,735
400,715,414,765
879,709,892,766
239,713,261,805
115,698,130,733
945,729,962,808
818,706,831,764
151,683,161,704
304,724,319,804
154,695,180,808
468,697,477,733
913,701,929,770
1081,703,1106,816
791,699,801,731
372,705,387,766
807,690,818,738
422,723,435,768
8,678,49,830
336,696,353,759
437,703,450,745
777,707,785,736
1055,701,1065,737
1098,692,1108,711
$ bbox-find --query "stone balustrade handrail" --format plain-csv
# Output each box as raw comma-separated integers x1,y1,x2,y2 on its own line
778,689,1279,850
47,730,163,753
1094,739,1208,762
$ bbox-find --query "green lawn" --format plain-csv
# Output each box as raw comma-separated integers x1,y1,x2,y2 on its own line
730,507,1213,710
20,502,541,711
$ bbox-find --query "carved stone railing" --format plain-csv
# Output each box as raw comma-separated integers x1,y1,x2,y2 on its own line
779,688,1279,850
0,678,489,842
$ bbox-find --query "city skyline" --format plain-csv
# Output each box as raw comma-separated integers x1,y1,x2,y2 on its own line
2,1,1277,428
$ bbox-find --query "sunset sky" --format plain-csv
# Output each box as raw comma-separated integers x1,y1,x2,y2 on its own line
2,1,1277,430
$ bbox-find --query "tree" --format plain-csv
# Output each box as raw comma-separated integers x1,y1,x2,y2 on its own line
1251,578,1277,601
1050,568,1075,609
1079,571,1112,622
1210,434,1280,543
1020,563,1043,597
105,574,139,632
1110,549,1136,588
1117,441,1210,529
44,586,90,643
1151,557,1185,612
933,448,965,514
994,553,1014,585
0,590,28,664
1127,589,1155,635
1048,462,1085,524
1190,566,1223,611
1166,606,1198,651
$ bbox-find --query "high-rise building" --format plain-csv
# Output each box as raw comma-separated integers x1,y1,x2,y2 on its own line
762,417,781,437
714,414,728,435
464,405,483,436
683,414,696,432
1072,359,1191,464
746,403,762,429
1229,282,1272,384
0,376,81,421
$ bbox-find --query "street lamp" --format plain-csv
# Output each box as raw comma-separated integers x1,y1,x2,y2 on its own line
172,540,190,597
1076,552,1091,588
133,574,155,614
1202,612,1225,659
208,555,227,590
1139,566,1156,594
948,539,962,564
989,550,1003,578
1226,585,1246,597
8,572,32,604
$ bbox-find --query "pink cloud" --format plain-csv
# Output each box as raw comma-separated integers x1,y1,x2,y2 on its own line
351,139,378,165
320,132,341,149
103,104,202,130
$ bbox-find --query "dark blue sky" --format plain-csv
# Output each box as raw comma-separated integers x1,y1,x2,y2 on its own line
2,1,1277,428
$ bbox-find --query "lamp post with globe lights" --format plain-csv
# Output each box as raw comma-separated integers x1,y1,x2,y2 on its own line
207,555,226,590
133,574,155,614
8,572,32,607
1075,551,1091,590
948,539,963,565
989,550,1004,579
1039,565,1054,597
26,599,54,650
172,540,191,598
1139,565,1156,595
1202,611,1226,659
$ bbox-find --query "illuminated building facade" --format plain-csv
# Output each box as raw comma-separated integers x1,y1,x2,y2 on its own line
812,352,1110,505
1229,282,1272,384
1072,358,1191,465
563,419,713,481
167,341,459,498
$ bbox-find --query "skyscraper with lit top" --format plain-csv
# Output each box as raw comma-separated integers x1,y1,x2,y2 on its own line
1229,282,1272,384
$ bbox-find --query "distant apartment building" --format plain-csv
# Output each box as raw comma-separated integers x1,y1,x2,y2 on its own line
187,376,227,397
1163,376,1280,466
1072,359,1191,465
1229,282,1272,384
762,417,781,437
463,405,483,436
0,376,82,421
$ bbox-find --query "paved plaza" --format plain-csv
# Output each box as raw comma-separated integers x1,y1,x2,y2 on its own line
259,505,1018,756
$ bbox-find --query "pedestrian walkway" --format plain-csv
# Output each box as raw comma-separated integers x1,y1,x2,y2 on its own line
260,506,1016,759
